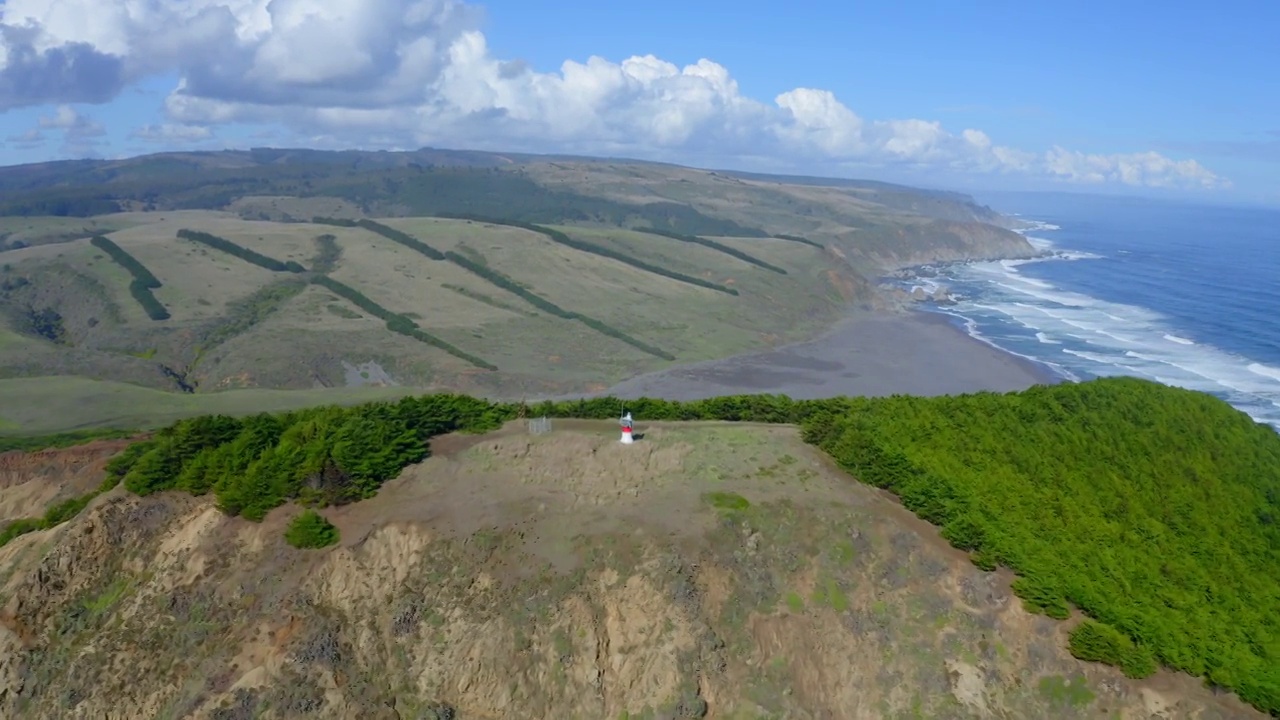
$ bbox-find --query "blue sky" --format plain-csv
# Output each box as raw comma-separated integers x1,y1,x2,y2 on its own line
1,0,1277,204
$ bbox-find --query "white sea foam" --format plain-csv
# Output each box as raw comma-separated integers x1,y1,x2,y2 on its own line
1249,363,1280,382
925,220,1280,429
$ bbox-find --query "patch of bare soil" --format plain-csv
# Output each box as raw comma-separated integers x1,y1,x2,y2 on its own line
0,438,136,521
0,424,1263,719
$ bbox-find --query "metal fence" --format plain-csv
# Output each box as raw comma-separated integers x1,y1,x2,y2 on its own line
528,417,552,435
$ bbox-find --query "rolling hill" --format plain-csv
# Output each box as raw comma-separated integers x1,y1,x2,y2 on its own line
0,149,1037,435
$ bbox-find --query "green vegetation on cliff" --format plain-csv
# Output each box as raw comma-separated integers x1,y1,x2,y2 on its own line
285,509,340,549
7,377,1278,714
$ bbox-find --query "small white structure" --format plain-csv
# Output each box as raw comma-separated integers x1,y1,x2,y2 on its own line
620,411,635,444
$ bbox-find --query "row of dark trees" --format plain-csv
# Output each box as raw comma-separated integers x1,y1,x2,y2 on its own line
310,276,497,370
90,235,169,320
633,227,789,274
435,213,740,296
773,233,824,249
315,217,676,361
177,229,306,273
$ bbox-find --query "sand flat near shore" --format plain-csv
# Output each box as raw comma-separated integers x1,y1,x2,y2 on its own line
602,310,1058,401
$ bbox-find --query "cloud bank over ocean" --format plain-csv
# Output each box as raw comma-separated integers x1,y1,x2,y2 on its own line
0,0,1226,190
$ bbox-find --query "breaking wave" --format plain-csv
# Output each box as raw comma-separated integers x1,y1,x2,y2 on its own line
890,218,1280,430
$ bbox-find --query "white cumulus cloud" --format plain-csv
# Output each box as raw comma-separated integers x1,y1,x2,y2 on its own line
0,0,1228,190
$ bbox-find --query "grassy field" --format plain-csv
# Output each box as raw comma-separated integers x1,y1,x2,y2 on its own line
0,156,1030,433
0,209,863,433
0,376,416,434
0,215,141,248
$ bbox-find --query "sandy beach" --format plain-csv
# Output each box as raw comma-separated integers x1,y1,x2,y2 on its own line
599,310,1061,401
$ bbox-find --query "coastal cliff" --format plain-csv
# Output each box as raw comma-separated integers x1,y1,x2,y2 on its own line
852,219,1039,271
1,422,1262,719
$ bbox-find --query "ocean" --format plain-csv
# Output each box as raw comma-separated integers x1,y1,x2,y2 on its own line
900,192,1280,430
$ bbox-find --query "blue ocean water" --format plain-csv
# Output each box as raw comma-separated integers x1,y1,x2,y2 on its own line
903,193,1280,430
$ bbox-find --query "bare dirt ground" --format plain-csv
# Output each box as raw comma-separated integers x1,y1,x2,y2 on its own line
0,423,1256,719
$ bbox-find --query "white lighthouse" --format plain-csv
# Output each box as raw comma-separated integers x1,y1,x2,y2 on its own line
620,411,635,444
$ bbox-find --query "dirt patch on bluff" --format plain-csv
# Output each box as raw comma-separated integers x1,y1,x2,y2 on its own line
0,438,136,521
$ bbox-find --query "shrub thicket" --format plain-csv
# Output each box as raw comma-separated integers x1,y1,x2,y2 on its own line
198,280,308,352
90,235,170,320
436,213,740,295
633,227,788,274
310,234,342,273
285,509,340,549
100,395,506,521
12,376,1279,713
177,229,305,273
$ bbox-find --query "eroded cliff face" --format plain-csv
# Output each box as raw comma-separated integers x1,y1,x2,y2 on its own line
0,440,134,521
0,426,1260,719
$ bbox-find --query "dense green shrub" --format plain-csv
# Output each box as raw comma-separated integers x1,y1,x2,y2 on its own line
285,509,340,548
633,227,788,274
0,486,109,548
436,213,740,295
1068,620,1158,679
310,234,342,273
177,229,303,273
0,518,42,547
102,394,507,522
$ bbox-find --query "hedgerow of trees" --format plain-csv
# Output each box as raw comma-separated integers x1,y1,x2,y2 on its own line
315,217,676,361
310,275,497,371
171,222,493,369
634,227,789,274
176,229,306,273
773,233,824,249
434,213,740,296
8,376,1279,713
89,235,170,320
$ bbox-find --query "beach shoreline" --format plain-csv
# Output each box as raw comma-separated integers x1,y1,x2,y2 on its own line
591,307,1063,402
